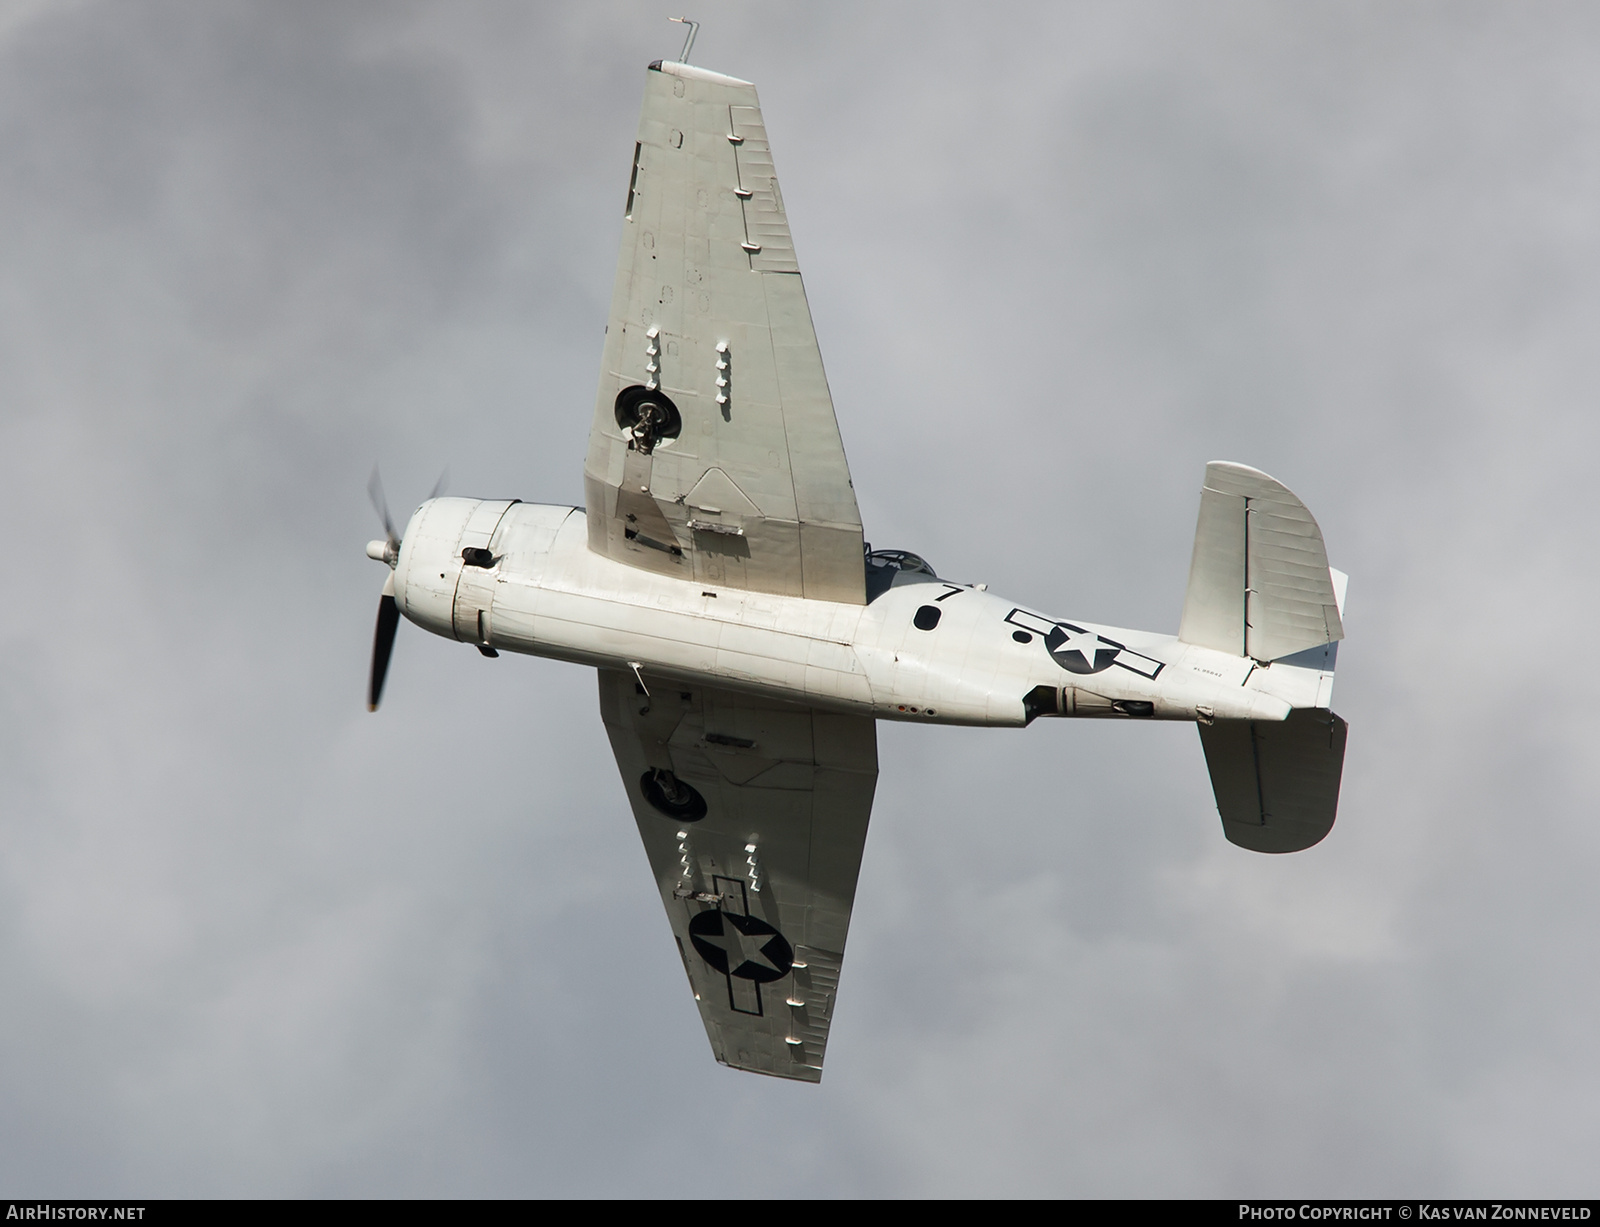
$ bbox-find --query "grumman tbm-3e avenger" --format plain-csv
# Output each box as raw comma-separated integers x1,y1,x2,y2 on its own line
362,51,1349,1083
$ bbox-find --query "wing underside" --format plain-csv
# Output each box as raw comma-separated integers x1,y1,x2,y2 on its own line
584,61,865,605
597,667,877,1081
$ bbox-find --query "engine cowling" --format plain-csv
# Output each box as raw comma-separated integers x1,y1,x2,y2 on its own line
393,498,491,639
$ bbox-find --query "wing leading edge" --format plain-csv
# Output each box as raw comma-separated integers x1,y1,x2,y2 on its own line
597,667,877,1081
584,61,866,605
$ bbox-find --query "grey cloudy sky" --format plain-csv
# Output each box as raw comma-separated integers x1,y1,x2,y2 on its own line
1,0,1597,1198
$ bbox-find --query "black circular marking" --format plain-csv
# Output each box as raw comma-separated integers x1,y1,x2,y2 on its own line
1012,629,1033,644
613,385,682,445
1043,622,1123,674
913,605,942,631
639,768,707,821
688,910,794,983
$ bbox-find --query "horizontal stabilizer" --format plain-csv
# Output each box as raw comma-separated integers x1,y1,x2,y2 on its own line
1179,462,1343,662
1198,708,1348,853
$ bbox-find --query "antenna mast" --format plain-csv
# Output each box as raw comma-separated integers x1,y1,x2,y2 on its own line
669,16,699,64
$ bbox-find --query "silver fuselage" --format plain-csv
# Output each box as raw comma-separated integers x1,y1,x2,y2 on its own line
393,498,1327,728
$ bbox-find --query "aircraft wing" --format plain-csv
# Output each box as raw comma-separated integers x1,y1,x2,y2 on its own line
583,60,866,605
597,667,878,1082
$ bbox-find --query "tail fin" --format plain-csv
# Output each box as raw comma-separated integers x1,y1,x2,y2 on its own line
1199,708,1348,852
1182,464,1348,851
1179,462,1343,663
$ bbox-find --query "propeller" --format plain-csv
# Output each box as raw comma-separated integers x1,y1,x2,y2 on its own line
364,465,447,712
367,466,399,564
368,574,399,712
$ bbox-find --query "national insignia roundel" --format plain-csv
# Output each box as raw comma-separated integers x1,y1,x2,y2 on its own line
688,909,795,983
1044,622,1123,674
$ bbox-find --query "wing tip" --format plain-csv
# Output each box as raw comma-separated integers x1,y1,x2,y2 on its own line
650,59,753,87
715,1047,825,1084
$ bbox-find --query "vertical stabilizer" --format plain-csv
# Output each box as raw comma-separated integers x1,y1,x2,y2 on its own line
1178,463,1344,662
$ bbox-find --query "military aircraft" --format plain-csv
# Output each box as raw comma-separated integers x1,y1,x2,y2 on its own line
363,53,1348,1083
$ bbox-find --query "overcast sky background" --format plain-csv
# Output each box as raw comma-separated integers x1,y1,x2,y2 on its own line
1,0,1597,1198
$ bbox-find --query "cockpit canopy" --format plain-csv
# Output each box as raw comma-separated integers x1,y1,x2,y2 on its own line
865,547,939,602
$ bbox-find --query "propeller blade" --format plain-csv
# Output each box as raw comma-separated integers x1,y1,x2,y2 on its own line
367,576,400,712
428,466,450,502
367,464,397,548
